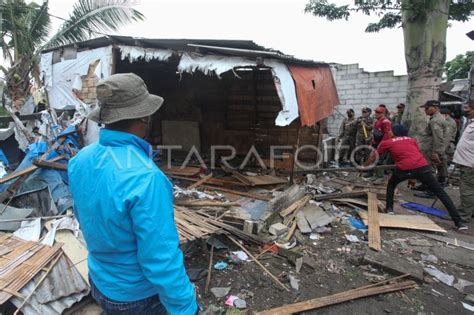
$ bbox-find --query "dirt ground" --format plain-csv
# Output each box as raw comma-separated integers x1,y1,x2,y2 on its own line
67,173,474,315
188,175,474,315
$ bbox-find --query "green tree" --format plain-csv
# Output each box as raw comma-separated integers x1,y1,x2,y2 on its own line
304,0,473,137
0,0,144,111
444,51,474,81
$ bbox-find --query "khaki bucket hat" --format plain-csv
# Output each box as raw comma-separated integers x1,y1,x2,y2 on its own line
88,73,164,124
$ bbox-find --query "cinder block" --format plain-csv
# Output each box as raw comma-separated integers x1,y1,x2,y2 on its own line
269,223,289,236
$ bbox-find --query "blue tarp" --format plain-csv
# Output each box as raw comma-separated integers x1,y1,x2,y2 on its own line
0,126,79,214
401,202,449,218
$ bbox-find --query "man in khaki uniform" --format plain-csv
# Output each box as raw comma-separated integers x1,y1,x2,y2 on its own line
391,103,405,125
353,107,374,164
418,100,447,166
437,108,457,185
338,109,357,164
453,100,474,224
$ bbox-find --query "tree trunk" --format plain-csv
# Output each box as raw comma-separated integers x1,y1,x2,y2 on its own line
402,0,449,140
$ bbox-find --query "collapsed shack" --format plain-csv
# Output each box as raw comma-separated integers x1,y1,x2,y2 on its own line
39,35,340,166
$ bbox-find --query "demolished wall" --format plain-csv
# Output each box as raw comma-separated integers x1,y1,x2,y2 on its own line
327,64,408,136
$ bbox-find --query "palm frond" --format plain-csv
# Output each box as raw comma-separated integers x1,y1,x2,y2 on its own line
45,0,144,49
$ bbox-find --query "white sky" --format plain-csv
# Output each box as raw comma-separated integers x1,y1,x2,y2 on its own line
46,0,473,75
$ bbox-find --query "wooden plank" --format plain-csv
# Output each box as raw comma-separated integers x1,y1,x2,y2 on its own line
255,279,417,315
358,211,447,233
187,173,213,190
280,195,312,217
0,156,65,185
160,165,200,177
246,175,287,186
313,191,368,201
367,192,381,251
201,185,272,201
175,200,240,207
32,159,68,171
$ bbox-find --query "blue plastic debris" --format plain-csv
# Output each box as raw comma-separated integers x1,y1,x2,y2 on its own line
348,216,368,231
401,202,449,218
214,261,228,270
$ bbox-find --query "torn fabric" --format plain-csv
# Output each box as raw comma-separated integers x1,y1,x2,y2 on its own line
288,65,340,126
41,46,113,110
178,52,256,77
119,45,174,63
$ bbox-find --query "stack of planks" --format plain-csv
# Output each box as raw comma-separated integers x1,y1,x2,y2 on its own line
174,206,222,243
0,234,63,305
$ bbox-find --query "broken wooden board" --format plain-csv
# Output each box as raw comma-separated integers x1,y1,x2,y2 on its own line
255,278,416,315
358,211,447,233
363,250,424,282
301,204,335,231
367,192,381,251
419,233,474,251
160,165,200,177
245,175,288,186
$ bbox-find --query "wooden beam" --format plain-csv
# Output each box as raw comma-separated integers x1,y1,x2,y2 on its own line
0,155,65,185
32,159,68,171
175,200,240,207
367,192,381,251
201,185,272,201
227,235,290,292
313,190,368,201
187,173,213,190
255,278,417,315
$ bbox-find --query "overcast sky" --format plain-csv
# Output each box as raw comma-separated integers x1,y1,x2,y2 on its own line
47,0,473,76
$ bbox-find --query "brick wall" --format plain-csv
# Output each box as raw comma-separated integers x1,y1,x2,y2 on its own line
327,63,408,136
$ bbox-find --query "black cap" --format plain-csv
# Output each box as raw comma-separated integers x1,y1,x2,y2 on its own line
440,108,451,115
420,100,440,108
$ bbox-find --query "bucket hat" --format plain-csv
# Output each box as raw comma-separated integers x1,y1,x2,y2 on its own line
88,73,164,124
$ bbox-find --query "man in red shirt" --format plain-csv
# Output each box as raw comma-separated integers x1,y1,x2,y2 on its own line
371,106,393,184
373,105,393,146
365,124,466,230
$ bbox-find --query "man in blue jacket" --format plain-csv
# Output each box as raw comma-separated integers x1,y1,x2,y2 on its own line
68,73,198,314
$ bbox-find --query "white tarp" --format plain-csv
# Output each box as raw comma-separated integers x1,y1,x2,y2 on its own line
40,46,113,110
265,60,299,126
119,45,174,63
177,52,299,126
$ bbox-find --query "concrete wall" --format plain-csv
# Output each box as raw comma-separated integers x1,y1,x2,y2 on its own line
327,63,408,136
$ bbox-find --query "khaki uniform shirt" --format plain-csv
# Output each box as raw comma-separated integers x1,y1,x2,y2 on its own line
453,119,474,168
355,116,374,143
339,117,357,138
443,116,457,152
419,112,447,155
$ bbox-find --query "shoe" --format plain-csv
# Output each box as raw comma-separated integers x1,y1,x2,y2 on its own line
457,224,468,231
386,208,394,215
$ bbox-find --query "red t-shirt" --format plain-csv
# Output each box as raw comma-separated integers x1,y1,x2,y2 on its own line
373,117,392,145
377,137,429,171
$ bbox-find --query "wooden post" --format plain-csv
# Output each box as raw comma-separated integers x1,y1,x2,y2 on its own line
289,121,302,184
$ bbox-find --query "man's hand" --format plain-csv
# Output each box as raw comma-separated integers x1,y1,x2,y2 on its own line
407,179,417,188
431,153,441,164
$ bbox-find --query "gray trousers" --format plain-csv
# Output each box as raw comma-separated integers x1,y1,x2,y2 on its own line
458,165,474,223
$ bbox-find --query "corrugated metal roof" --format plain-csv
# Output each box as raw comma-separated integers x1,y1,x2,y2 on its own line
42,35,328,67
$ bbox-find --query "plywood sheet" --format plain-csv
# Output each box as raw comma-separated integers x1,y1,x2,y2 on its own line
358,211,447,233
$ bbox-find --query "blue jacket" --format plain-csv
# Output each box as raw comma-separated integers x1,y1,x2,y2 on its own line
68,129,198,315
